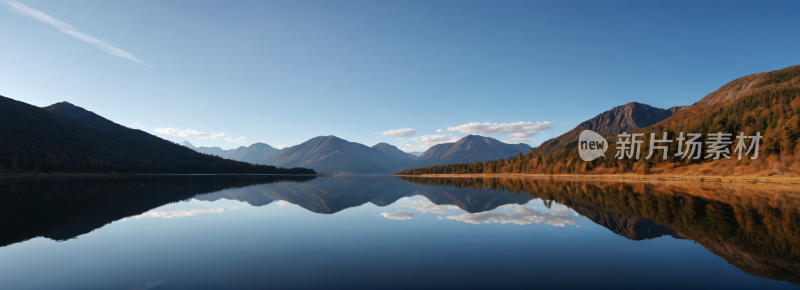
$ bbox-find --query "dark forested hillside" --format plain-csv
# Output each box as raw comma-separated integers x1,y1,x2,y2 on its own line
0,96,314,174
399,65,800,177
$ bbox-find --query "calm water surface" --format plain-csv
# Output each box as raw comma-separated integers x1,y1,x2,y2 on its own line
1,175,798,289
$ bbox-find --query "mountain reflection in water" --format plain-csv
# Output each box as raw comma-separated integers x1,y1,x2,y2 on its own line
1,175,798,289
401,177,800,286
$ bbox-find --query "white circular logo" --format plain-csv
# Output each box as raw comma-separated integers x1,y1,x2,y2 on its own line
578,130,607,161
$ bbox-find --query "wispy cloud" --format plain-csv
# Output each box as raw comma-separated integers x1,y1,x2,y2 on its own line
447,121,553,142
381,128,418,139
275,144,290,149
224,137,245,143
409,134,459,145
154,128,225,139
401,144,429,152
4,0,151,67
379,210,417,221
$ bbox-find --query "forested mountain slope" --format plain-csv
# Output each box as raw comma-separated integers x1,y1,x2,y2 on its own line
0,96,314,174
400,65,800,177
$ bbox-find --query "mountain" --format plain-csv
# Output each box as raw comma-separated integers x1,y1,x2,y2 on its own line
407,151,425,157
227,143,280,163
0,96,313,174
42,101,118,132
250,135,537,174
399,64,800,177
183,143,227,157
181,141,198,150
372,143,416,163
184,141,280,164
415,135,532,167
530,102,684,157
259,136,404,174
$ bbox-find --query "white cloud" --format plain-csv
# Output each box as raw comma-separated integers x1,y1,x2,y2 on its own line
275,144,290,149
134,208,223,219
379,210,417,221
276,200,292,206
410,134,459,145
436,129,443,132
446,204,575,227
447,121,553,142
381,128,418,139
401,144,429,153
4,1,151,67
154,128,225,139
130,122,146,129
405,199,461,214
224,137,246,143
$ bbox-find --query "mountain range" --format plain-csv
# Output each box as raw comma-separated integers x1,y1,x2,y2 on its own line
0,97,313,174
5,93,532,175
17,64,792,176
183,141,280,164
180,134,532,174
252,135,531,174
400,64,800,177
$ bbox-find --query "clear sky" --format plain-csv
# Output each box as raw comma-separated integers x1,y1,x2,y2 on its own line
2,0,799,151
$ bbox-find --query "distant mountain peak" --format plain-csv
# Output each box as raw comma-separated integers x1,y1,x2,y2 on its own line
416,135,531,166
529,101,682,157
187,142,279,164
182,141,197,149
372,142,415,163
261,136,407,174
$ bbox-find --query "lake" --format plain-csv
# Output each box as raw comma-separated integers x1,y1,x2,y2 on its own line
1,175,798,289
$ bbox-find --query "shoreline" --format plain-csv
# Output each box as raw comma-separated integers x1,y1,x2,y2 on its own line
0,173,326,179
395,173,800,186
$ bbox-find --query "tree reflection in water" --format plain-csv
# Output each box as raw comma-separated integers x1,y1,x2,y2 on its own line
400,176,800,285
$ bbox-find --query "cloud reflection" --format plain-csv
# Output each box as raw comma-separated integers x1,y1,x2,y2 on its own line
447,204,576,227
404,199,461,214
134,208,223,219
380,210,417,221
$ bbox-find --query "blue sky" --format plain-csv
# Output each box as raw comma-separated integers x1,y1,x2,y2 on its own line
2,0,799,151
